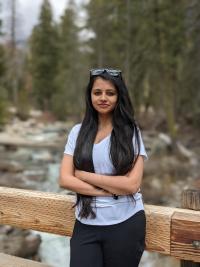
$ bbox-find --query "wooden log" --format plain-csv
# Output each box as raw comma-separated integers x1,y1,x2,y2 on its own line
0,186,200,262
181,189,200,211
181,262,200,267
0,253,52,267
171,211,200,262
0,186,75,236
144,204,175,255
0,138,64,149
179,189,200,266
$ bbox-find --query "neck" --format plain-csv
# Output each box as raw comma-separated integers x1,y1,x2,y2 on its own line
98,113,113,129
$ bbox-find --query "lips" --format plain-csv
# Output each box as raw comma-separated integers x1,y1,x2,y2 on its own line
98,104,110,108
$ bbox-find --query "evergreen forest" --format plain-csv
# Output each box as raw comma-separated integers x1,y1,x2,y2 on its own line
0,0,200,139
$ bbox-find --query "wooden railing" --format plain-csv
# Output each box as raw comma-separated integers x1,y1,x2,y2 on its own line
0,186,200,265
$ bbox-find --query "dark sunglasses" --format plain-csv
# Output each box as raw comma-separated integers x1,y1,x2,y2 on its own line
90,68,122,77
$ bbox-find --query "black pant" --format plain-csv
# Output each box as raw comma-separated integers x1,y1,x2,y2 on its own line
70,210,146,267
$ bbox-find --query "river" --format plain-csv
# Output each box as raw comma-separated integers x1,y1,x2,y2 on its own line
31,162,70,267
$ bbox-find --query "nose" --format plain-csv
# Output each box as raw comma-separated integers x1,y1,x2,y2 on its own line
100,92,107,102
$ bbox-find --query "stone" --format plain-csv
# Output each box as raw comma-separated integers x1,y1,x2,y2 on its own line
176,141,195,159
0,160,24,173
0,226,41,259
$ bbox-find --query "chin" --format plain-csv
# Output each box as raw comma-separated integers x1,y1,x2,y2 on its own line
97,109,113,115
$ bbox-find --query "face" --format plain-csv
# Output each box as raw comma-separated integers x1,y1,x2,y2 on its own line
91,77,118,115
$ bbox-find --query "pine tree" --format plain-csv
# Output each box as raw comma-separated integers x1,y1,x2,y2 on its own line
84,0,200,133
153,0,185,138
180,0,200,126
0,1,7,124
52,1,85,119
85,0,154,106
30,0,58,111
0,1,5,79
85,0,127,69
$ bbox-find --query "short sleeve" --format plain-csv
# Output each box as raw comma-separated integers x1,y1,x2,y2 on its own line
64,124,81,156
133,128,148,161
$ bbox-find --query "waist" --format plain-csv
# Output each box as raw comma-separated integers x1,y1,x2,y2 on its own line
75,193,144,225
91,192,142,207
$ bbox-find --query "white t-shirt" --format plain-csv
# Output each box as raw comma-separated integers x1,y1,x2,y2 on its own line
64,123,147,225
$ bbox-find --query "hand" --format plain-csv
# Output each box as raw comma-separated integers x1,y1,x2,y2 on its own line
75,169,84,180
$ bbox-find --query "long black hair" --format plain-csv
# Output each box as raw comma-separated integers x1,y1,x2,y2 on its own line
73,71,140,219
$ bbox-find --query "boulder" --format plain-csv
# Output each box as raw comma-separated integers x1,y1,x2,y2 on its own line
0,226,41,260
0,160,24,173
0,173,37,190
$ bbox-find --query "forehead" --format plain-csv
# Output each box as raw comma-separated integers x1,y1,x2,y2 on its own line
92,77,117,91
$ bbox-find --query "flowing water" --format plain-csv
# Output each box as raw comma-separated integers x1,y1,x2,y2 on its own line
31,162,71,267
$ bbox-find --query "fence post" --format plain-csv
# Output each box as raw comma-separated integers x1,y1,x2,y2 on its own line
181,189,200,267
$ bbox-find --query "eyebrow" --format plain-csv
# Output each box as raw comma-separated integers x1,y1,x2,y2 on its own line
92,88,116,92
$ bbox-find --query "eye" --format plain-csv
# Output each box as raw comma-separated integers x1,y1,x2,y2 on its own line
93,91,101,96
107,92,116,96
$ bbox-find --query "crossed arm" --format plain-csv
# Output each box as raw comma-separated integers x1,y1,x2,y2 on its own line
59,154,144,197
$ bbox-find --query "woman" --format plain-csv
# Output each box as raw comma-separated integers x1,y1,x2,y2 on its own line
59,68,147,267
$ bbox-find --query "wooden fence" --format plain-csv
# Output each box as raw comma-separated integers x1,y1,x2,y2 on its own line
0,186,200,266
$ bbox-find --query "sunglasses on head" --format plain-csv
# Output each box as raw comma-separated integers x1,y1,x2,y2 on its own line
90,68,122,77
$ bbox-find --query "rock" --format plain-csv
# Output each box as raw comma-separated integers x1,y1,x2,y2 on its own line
142,154,196,206
142,176,164,205
158,133,172,146
23,169,47,182
0,160,24,173
160,156,190,179
26,132,59,142
150,177,162,191
43,122,66,133
143,174,179,206
0,225,13,235
24,233,42,257
10,148,32,162
150,133,172,156
0,226,41,259
8,106,17,115
0,125,5,132
189,157,199,166
144,155,191,179
176,141,195,159
184,176,200,190
29,109,43,118
140,251,180,267
0,173,37,190
31,151,54,162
